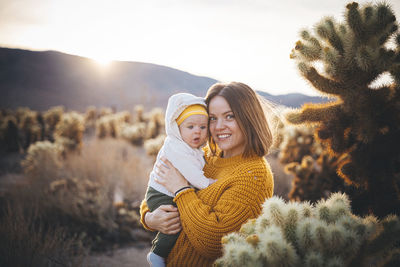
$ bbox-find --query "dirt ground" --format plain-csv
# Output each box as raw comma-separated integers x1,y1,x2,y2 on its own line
84,242,151,267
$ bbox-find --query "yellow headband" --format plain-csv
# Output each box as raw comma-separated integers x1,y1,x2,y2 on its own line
176,104,208,126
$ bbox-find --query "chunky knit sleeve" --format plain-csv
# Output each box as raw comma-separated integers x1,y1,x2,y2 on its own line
173,163,274,258
139,199,155,231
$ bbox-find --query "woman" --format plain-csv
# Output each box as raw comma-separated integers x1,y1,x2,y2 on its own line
140,82,275,266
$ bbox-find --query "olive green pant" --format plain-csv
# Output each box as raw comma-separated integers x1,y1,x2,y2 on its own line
145,186,180,258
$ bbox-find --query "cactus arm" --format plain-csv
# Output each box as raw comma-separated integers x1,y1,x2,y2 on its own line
303,67,345,95
286,102,341,125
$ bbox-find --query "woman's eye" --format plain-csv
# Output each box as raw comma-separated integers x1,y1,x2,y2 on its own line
209,117,216,121
226,114,234,119
188,126,194,129
200,126,207,129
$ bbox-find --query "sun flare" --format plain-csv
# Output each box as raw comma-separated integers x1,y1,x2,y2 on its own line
91,57,112,68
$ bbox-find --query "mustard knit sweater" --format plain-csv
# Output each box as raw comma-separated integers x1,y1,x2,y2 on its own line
140,149,274,266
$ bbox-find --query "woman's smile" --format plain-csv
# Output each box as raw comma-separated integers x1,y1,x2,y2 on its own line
208,96,245,158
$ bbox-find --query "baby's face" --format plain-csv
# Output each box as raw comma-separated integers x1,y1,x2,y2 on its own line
178,114,208,149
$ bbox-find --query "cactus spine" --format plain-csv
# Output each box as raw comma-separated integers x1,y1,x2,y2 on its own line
288,2,400,217
215,193,400,267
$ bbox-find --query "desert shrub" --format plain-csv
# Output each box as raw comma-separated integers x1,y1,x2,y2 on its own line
278,124,349,203
95,116,109,139
0,115,20,152
121,122,147,145
278,124,321,164
43,106,64,142
145,108,164,139
0,201,87,267
14,107,31,124
215,193,400,267
95,111,132,139
84,106,98,134
134,105,145,123
99,107,113,117
287,1,400,217
18,110,43,150
54,111,85,152
144,134,166,157
19,138,151,249
21,141,63,184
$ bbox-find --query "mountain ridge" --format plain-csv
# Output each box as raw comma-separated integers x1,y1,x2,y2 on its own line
0,47,328,112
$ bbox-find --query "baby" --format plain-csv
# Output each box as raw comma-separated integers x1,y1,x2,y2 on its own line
145,93,215,267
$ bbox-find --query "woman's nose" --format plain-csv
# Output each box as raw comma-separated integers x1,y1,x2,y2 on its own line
215,119,225,129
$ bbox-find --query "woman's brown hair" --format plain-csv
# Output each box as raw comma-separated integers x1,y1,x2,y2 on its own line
205,82,273,157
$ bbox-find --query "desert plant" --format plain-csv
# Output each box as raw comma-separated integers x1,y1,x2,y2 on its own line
121,122,147,145
18,110,42,150
145,108,164,139
284,152,348,204
0,201,87,267
94,111,132,139
278,124,347,203
278,124,321,164
215,193,400,267
95,116,109,139
0,115,20,152
287,1,400,217
21,140,63,183
84,106,97,134
54,111,85,152
43,106,64,142
19,137,150,250
134,105,145,123
99,107,113,117
144,134,166,157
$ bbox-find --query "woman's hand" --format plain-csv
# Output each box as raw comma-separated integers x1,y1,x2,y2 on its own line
145,205,182,235
155,157,190,194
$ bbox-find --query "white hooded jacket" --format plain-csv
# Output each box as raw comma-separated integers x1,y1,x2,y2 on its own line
147,93,214,197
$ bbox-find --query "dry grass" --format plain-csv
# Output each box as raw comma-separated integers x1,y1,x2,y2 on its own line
0,200,87,267
61,137,151,203
2,137,154,253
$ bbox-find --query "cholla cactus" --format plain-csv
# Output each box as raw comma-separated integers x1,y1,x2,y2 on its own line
144,134,166,157
21,141,63,181
0,115,20,152
95,111,132,139
84,106,97,133
85,106,97,121
279,124,321,164
285,152,350,204
47,177,118,231
99,107,113,117
120,122,147,145
134,105,145,123
43,106,64,141
54,112,85,152
14,107,31,124
215,193,400,267
19,110,42,150
279,124,345,203
288,2,400,217
145,107,165,139
95,116,109,138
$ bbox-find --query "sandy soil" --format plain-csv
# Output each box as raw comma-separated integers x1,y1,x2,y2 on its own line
84,242,151,267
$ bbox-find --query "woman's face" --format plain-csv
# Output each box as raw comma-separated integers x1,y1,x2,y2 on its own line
208,95,245,158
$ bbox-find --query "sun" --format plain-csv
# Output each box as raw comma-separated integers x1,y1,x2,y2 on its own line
91,56,113,68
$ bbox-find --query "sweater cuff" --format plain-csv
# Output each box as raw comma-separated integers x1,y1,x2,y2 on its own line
139,199,156,232
173,188,195,202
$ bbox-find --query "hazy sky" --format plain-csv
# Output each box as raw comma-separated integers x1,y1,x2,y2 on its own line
1,0,400,96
